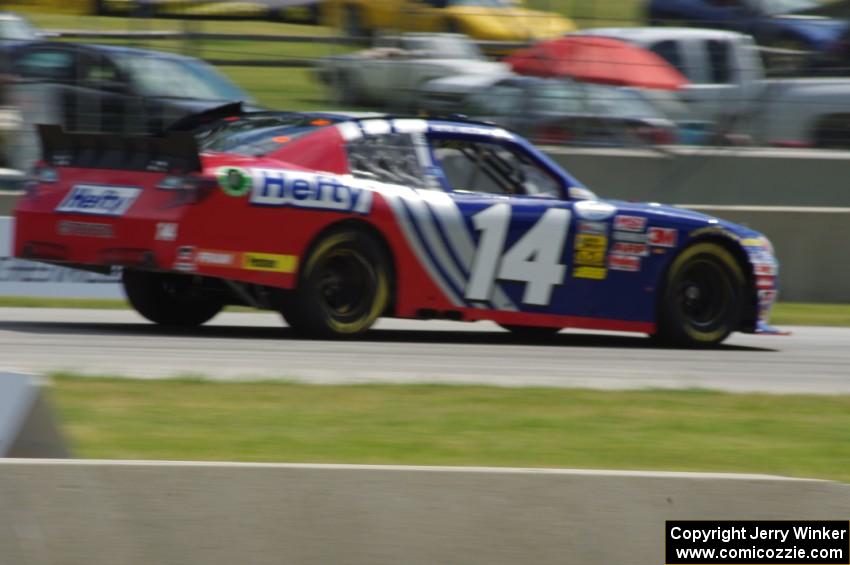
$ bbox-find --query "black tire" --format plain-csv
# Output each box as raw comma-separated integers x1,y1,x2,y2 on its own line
654,242,746,347
122,269,223,327
280,229,391,338
500,325,561,338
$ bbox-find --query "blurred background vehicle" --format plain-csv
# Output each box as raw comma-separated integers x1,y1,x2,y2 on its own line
315,32,508,107
322,0,576,42
0,11,41,44
577,27,850,147
0,41,256,134
93,0,323,23
420,74,683,146
646,0,850,63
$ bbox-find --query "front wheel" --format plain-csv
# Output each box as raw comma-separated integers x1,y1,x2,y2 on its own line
280,229,391,338
122,269,223,327
654,243,746,347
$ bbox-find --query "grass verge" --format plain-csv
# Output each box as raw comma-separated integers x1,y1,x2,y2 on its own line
50,374,850,483
1,297,849,327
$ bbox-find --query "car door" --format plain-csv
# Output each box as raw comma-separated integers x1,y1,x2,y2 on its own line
423,129,586,313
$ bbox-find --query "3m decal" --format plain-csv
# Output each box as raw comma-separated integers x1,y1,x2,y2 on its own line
216,166,252,197
155,222,178,242
56,185,140,217
613,215,647,232
608,254,641,272
756,275,776,289
613,231,647,243
611,242,648,257
648,227,678,247
465,204,571,306
242,252,297,273
250,169,372,214
574,200,616,221
573,233,608,280
57,220,113,238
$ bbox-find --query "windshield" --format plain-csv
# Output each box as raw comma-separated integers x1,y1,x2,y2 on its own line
198,113,341,156
0,16,37,41
750,0,820,15
579,85,663,119
120,55,249,101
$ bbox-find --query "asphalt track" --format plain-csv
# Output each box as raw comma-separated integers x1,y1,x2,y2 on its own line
0,307,847,394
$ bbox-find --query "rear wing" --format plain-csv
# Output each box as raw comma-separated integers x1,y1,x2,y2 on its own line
38,125,202,174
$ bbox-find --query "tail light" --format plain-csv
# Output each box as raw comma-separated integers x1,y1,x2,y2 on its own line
533,125,573,145
157,175,217,205
637,126,674,145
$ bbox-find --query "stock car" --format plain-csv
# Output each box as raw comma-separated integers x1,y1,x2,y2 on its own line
14,107,782,346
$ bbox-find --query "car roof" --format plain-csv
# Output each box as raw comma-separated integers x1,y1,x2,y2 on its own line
575,27,750,43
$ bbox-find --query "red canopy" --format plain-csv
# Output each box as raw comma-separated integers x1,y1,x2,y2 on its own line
506,36,689,91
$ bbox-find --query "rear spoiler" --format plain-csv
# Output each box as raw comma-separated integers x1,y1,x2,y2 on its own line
38,124,202,174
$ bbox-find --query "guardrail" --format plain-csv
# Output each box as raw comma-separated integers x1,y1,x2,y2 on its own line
1,460,848,565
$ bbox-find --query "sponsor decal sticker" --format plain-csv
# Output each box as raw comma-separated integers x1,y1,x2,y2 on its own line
155,222,178,242
250,169,372,214
648,227,678,247
574,200,616,221
57,220,113,238
613,215,647,232
573,233,608,279
754,263,777,276
756,275,775,289
613,231,647,243
611,242,648,257
174,246,196,272
196,250,237,267
216,166,252,197
242,252,297,273
577,221,608,235
608,253,641,272
56,185,140,217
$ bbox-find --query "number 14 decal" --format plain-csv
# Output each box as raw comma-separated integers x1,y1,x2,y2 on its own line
465,203,571,306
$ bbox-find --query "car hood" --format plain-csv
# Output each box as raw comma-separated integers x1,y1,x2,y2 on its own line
603,200,764,239
770,15,849,46
446,7,575,41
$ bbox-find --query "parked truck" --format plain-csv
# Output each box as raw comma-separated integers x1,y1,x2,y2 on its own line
578,27,850,148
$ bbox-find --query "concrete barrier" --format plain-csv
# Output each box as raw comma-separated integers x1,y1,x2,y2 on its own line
0,461,848,565
547,146,850,206
0,373,68,458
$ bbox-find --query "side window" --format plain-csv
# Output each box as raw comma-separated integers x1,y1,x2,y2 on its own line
468,84,522,116
431,136,562,198
650,40,688,79
706,39,733,83
15,50,76,81
347,132,428,188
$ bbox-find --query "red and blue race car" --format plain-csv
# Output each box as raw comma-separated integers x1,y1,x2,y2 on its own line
14,106,782,346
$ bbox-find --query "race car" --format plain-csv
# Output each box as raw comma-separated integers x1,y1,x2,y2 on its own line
14,107,782,346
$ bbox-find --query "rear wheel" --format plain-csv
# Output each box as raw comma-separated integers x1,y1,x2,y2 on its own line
654,242,745,347
122,269,223,327
280,229,391,338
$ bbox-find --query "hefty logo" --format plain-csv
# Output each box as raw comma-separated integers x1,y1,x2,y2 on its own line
250,169,372,214
56,185,140,217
